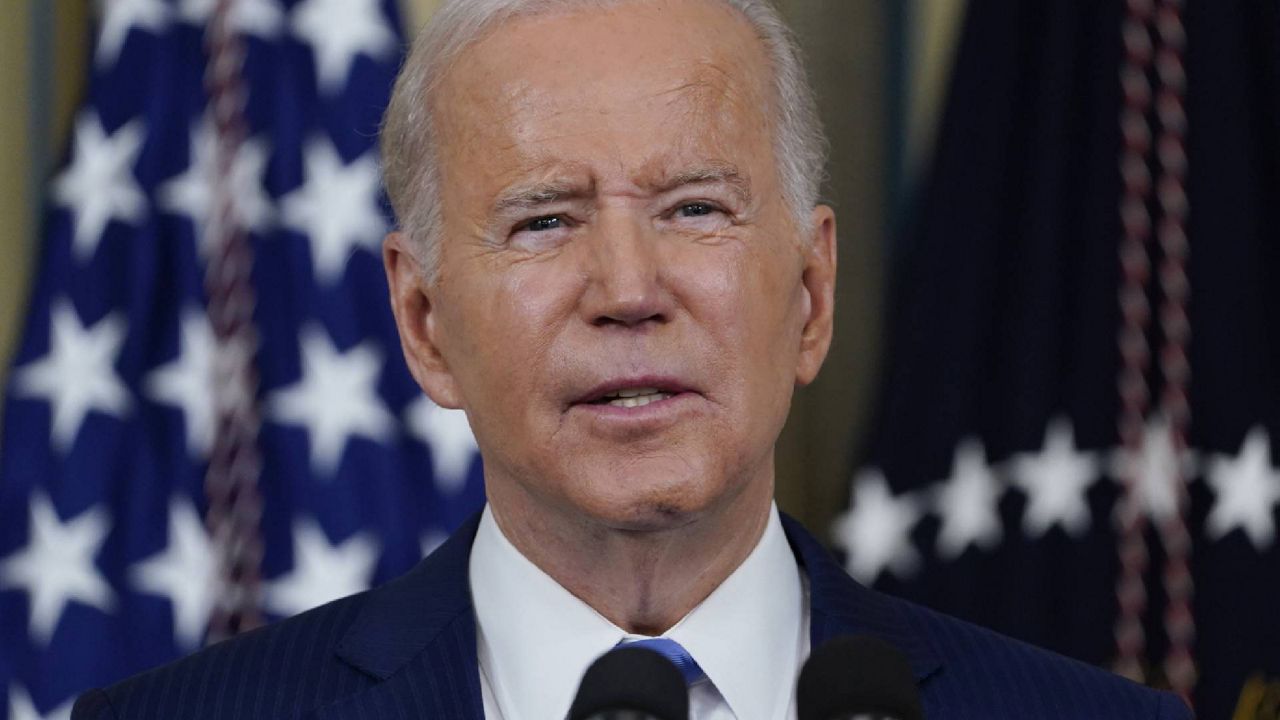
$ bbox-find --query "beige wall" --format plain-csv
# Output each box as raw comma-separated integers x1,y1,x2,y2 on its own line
0,2,89,379
0,2,35,379
906,0,967,181
403,0,444,29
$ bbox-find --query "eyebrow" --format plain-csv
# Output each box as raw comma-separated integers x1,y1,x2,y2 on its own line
489,162,752,219
491,180,591,216
646,163,750,201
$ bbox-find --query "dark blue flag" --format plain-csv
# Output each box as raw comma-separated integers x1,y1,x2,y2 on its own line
835,1,1279,718
0,1,486,717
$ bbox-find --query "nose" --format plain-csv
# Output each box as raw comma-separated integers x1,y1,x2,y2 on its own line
580,212,673,328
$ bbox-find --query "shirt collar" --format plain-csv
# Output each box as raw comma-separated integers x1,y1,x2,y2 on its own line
469,503,805,720
664,505,805,720
470,505,626,720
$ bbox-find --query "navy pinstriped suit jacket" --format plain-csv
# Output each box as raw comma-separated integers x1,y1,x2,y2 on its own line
72,513,1192,719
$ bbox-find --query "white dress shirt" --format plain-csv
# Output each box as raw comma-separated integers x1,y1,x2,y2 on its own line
469,503,810,720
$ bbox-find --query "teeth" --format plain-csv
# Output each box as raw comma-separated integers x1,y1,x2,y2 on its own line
609,387,658,399
606,391,672,408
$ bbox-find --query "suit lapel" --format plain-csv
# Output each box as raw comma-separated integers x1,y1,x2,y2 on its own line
309,513,486,720
781,514,943,685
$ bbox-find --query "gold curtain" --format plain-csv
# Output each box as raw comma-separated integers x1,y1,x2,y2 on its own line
0,3,36,383
0,1,89,411
771,1,965,533
769,0,888,532
403,0,443,28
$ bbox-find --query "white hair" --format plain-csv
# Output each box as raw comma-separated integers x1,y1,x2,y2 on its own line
381,0,828,280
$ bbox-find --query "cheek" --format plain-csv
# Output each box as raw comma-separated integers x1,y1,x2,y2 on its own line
680,244,800,356
673,244,802,421
439,265,575,410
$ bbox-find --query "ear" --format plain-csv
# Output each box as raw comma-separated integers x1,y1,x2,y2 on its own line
794,205,836,386
383,231,465,409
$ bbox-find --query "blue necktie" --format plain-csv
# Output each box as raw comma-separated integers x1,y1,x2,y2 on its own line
619,637,707,686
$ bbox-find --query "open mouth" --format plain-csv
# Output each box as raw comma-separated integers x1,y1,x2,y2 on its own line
573,378,696,410
587,387,675,408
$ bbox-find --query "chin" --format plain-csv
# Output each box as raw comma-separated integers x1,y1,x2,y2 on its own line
564,456,735,532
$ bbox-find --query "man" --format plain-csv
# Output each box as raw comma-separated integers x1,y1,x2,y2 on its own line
73,1,1192,718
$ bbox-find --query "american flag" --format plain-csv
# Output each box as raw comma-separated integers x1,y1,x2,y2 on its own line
834,1,1280,718
0,1,485,717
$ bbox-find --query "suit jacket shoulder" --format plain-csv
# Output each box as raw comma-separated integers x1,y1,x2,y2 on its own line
896,597,1192,719
781,514,1193,720
72,516,485,720
72,590,371,720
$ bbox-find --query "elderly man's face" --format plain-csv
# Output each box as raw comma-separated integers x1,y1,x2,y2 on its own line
388,0,835,530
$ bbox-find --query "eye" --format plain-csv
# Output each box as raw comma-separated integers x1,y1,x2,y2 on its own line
676,202,719,218
521,216,564,232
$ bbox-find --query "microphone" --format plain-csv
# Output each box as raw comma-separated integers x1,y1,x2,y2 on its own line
568,645,690,720
797,636,923,720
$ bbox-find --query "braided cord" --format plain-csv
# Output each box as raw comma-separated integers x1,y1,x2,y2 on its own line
203,0,266,642
1113,0,1158,685
1150,0,1197,704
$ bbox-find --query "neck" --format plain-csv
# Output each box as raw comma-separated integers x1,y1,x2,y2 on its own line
487,476,774,635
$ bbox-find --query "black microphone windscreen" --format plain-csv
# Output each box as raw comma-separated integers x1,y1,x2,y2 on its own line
567,645,689,720
796,635,923,720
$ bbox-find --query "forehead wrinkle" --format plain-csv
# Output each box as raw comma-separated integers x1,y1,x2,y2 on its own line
657,58,743,101
654,62,768,159
674,50,752,137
